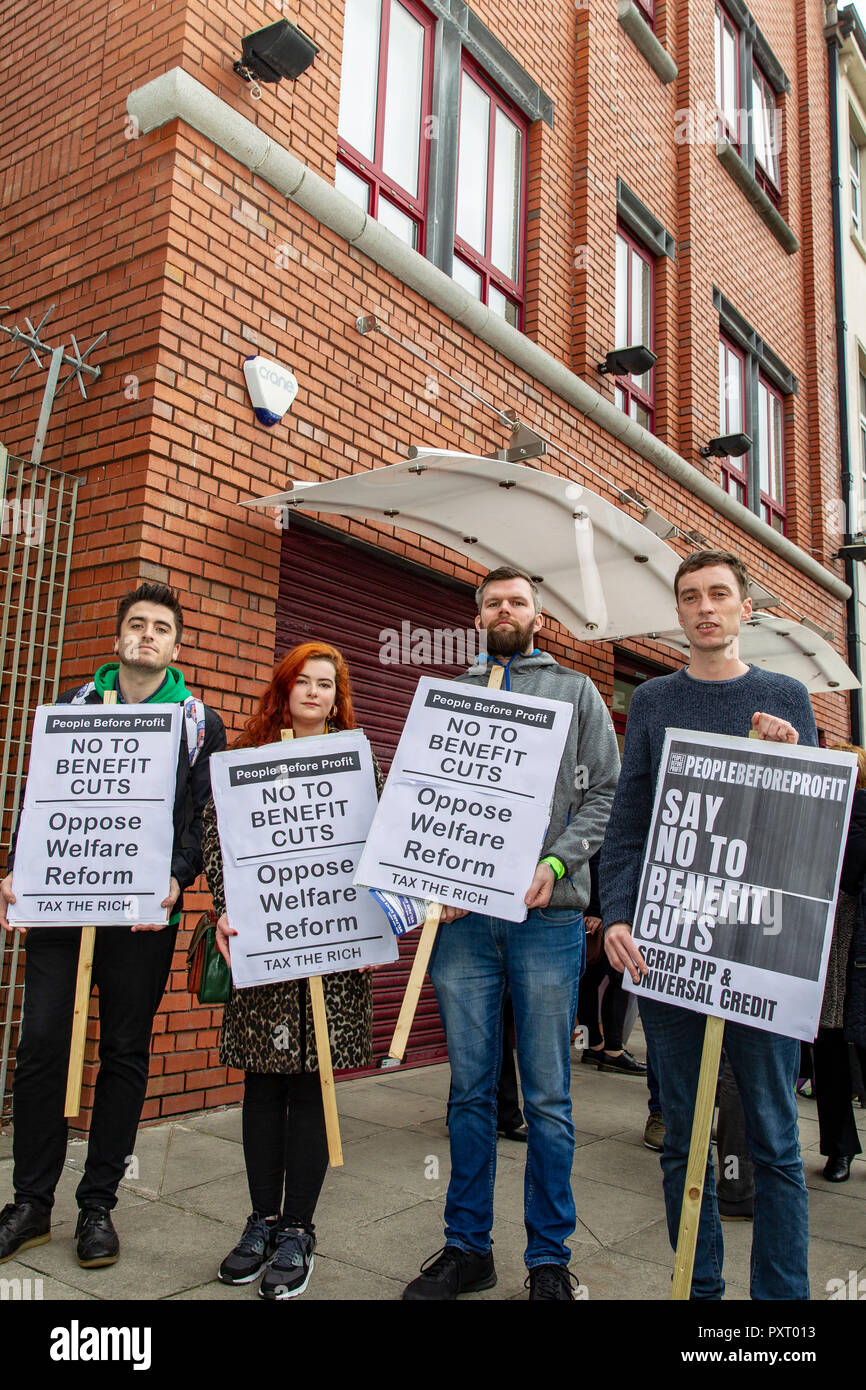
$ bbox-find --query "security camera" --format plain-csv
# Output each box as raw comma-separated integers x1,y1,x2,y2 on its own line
243,355,299,427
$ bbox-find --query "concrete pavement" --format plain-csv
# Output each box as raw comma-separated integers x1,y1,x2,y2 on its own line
1,1028,864,1302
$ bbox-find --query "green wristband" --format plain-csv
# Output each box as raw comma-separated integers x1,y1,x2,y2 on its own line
540,855,566,881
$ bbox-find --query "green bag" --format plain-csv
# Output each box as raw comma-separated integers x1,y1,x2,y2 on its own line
187,911,231,1004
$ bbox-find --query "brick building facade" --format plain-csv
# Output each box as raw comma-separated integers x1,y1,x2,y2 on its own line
0,0,854,1123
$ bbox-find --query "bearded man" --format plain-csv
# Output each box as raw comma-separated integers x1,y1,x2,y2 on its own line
403,566,619,1301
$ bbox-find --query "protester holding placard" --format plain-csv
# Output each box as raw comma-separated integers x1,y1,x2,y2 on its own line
403,567,619,1302
0,584,225,1269
202,642,382,1301
600,550,817,1300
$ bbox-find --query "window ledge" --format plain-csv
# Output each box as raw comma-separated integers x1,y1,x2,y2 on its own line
851,223,866,267
716,140,799,254
617,1,677,85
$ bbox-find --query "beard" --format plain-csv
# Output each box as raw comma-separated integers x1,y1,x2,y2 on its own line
483,616,536,657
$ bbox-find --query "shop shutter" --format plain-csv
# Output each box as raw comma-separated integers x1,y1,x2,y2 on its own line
275,519,479,1068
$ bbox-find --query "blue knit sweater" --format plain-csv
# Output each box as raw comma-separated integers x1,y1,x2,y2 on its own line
599,665,818,927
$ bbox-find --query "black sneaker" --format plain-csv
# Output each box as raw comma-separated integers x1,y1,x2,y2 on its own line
259,1224,315,1300
402,1245,496,1300
596,1049,647,1075
218,1212,277,1285
75,1206,119,1267
526,1263,578,1300
0,1200,50,1264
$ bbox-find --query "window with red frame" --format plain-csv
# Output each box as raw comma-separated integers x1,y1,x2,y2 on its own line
715,4,741,150
718,337,748,505
614,227,655,432
336,0,434,252
634,0,655,28
758,376,785,532
752,64,780,205
453,59,528,328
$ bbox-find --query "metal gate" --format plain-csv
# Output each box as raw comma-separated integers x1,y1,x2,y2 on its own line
0,443,79,1117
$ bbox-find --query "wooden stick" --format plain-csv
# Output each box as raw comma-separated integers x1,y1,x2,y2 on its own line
281,727,343,1167
387,902,443,1064
65,688,118,1118
670,1014,725,1299
670,734,764,1293
385,661,506,1065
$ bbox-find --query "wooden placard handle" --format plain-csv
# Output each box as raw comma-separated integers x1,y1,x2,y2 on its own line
385,661,506,1066
670,1014,725,1299
65,689,118,1118
281,727,343,1166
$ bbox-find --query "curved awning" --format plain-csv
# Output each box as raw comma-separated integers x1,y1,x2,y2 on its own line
649,614,859,694
243,450,682,642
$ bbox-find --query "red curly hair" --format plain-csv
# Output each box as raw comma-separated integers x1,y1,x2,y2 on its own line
235,642,356,748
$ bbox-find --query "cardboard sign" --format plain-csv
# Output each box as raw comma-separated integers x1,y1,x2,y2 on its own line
8,704,182,926
355,677,573,923
624,729,858,1041
209,729,399,987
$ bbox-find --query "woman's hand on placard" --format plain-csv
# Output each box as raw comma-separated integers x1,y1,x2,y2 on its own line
215,912,237,966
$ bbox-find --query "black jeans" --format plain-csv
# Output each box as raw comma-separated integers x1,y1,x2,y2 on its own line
12,923,178,1211
578,960,629,1052
813,1027,865,1158
242,1072,329,1227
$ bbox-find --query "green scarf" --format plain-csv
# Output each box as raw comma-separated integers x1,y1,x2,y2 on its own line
93,662,191,704
93,662,192,926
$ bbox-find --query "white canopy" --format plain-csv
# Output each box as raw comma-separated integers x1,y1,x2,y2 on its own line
243,450,683,641
649,614,859,694
243,451,857,692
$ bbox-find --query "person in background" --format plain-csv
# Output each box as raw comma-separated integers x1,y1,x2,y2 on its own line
812,743,866,1181
203,642,380,1300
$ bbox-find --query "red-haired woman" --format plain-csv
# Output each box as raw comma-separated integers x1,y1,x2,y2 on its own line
201,642,382,1299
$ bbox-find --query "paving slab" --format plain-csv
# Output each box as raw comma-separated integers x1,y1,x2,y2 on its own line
19,1202,239,1301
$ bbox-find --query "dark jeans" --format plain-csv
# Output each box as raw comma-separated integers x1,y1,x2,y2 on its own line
12,924,178,1211
813,1027,866,1158
242,1071,329,1227
578,960,628,1051
715,1058,754,1212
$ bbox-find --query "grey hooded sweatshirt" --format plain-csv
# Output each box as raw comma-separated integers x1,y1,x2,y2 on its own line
454,651,620,911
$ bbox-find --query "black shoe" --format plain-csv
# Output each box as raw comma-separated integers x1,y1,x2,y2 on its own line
497,1122,529,1142
717,1200,753,1222
75,1207,119,1267
822,1155,853,1183
580,1049,603,1067
218,1212,277,1284
526,1263,578,1300
402,1245,496,1300
596,1049,647,1075
0,1200,50,1264
259,1224,315,1300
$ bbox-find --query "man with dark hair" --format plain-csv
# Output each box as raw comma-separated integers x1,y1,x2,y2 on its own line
0,584,225,1268
599,550,815,1300
403,566,619,1301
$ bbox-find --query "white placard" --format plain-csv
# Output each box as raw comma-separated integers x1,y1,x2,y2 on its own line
210,730,399,987
624,729,859,1041
8,704,182,926
355,677,573,922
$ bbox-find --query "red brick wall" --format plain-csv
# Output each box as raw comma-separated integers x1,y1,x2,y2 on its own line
0,0,851,1122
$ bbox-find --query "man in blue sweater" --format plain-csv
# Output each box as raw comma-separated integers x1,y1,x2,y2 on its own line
599,550,816,1300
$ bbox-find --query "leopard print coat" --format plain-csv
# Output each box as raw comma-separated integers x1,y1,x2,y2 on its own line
201,739,385,1075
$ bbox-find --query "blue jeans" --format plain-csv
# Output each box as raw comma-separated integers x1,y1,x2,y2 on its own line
640,998,809,1300
429,908,584,1267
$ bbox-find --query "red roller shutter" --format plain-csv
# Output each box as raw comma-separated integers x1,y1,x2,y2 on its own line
276,519,479,1069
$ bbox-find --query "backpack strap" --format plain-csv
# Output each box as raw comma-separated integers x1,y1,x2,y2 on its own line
183,696,206,767
70,681,97,705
